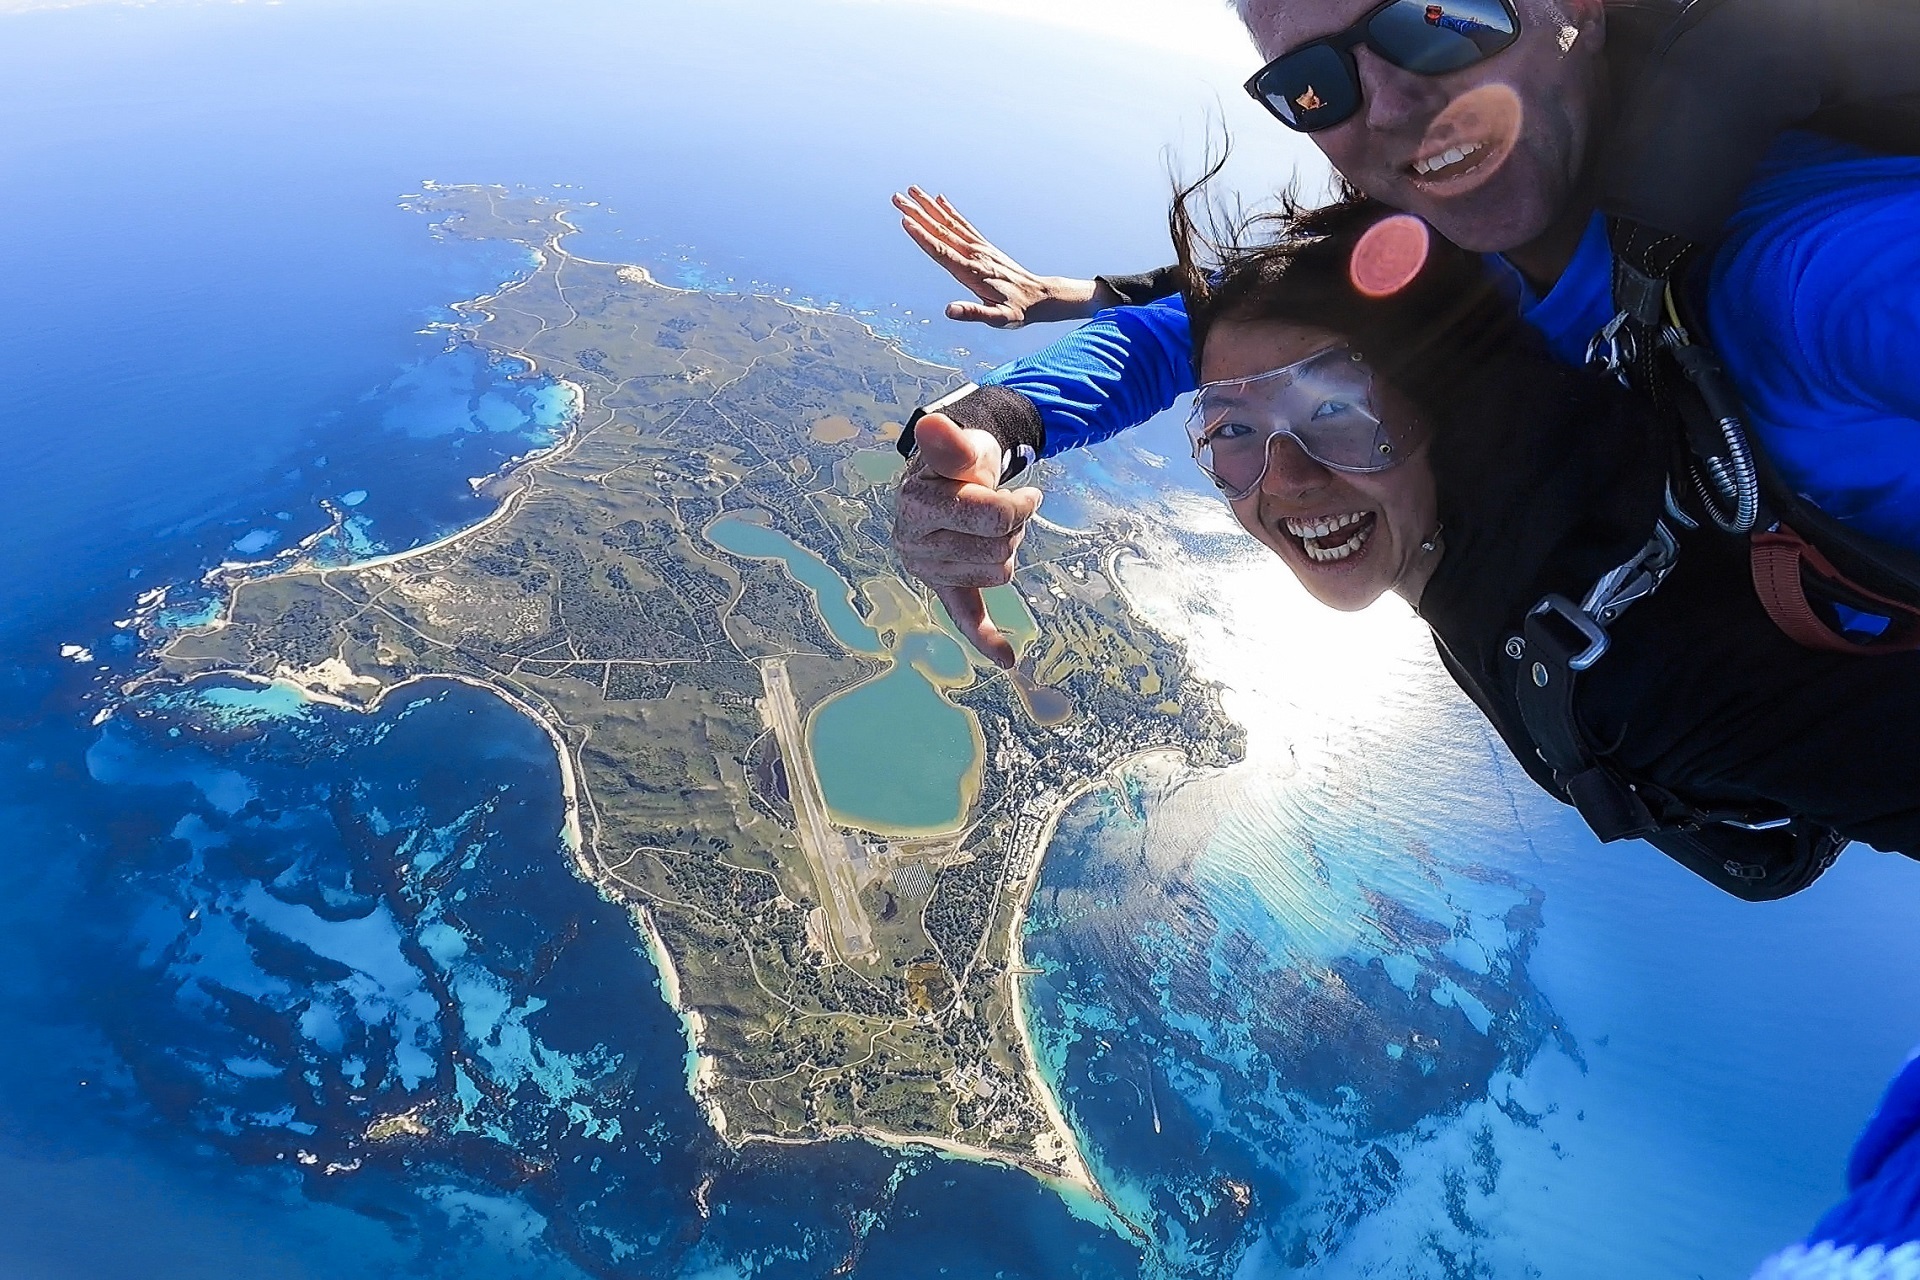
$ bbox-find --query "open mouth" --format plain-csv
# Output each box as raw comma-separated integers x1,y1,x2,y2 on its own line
1282,510,1377,565
1403,85,1523,194
1409,139,1488,180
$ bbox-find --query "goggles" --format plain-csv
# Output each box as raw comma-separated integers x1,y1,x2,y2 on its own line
1187,346,1409,500
1244,0,1519,133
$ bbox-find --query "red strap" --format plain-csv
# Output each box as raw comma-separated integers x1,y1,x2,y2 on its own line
1751,525,1920,655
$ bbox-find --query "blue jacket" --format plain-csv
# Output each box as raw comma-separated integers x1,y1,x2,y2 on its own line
979,135,1920,553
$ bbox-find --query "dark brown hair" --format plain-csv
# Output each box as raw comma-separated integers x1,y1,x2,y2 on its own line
1169,158,1531,420
1167,158,1671,609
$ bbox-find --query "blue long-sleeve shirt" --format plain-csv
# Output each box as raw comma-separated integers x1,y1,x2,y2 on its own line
980,134,1920,553
980,292,1194,453
1751,1045,1920,1277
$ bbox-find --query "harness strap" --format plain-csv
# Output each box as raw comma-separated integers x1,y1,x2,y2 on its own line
1472,517,1844,898
1517,607,1661,842
1513,530,1679,842
1597,229,1920,653
1751,525,1920,655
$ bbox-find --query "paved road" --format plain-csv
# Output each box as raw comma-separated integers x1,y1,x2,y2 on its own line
760,658,874,960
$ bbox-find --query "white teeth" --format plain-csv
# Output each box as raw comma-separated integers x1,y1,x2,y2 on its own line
1304,521,1373,563
1284,511,1365,540
1412,140,1484,177
1282,511,1374,563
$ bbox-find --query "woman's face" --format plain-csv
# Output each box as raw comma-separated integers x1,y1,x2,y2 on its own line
1198,318,1440,611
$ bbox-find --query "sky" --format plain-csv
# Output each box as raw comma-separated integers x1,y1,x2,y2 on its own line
0,0,1261,66
864,0,1257,65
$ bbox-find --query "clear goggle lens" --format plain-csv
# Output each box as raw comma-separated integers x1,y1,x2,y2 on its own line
1187,346,1398,499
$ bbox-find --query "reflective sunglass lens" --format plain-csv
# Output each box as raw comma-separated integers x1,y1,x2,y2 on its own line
1254,44,1360,131
1368,0,1516,74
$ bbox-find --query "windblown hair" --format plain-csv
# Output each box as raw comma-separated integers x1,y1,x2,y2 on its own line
1169,155,1530,423
1168,153,1670,612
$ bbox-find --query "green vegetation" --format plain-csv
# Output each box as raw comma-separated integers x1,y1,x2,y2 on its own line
147,184,1243,1176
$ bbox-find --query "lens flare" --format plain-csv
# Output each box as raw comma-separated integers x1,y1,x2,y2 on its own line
1411,82,1523,198
1350,215,1432,297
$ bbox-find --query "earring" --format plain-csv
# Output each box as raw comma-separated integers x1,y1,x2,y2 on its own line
1419,525,1442,554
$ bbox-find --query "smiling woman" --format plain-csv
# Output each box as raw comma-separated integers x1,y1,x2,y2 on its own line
1189,331,1442,611
1173,190,1920,896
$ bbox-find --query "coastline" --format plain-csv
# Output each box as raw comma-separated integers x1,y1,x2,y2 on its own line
127,183,1147,1238
141,626,1137,1229
733,1121,1106,1205
543,203,963,376
634,902,723,1133
139,667,590,865
1000,749,1187,1243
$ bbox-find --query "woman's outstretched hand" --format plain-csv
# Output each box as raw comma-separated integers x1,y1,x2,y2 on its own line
892,186,1112,329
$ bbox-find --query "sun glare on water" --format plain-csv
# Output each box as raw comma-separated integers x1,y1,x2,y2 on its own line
1105,486,1516,961
1122,489,1445,750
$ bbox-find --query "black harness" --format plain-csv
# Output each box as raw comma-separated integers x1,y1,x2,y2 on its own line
1504,522,1848,900
1480,0,1920,898
1507,259,1876,898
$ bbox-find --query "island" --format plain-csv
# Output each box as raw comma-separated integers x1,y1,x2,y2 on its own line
145,184,1243,1193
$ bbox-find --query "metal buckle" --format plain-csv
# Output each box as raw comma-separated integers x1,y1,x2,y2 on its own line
1718,815,1794,832
1584,310,1636,381
1581,522,1680,624
1530,595,1610,671
1524,523,1678,678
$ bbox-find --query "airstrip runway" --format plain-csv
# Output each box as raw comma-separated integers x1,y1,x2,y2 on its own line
760,658,874,961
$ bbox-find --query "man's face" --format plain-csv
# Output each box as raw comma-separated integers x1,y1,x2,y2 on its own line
1243,0,1607,254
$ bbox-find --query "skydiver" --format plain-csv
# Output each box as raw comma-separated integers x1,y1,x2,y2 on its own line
1132,188,1919,896
888,0,1920,669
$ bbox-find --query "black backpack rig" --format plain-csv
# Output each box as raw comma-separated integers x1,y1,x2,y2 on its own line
1509,0,1920,898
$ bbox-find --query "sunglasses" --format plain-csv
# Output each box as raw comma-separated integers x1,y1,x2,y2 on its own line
1243,0,1520,133
1188,347,1410,501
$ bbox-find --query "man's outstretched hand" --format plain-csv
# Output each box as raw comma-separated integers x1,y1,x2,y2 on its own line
892,413,1042,669
892,186,1110,329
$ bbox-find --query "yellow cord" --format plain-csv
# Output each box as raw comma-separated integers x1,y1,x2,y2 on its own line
1663,283,1690,345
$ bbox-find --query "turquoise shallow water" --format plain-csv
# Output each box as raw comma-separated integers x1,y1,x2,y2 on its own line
7,0,1920,1275
18,677,1133,1278
705,516,983,831
704,515,883,654
900,628,972,683
809,630,979,833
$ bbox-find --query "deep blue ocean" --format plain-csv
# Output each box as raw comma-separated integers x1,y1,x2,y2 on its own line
3,1,1918,1276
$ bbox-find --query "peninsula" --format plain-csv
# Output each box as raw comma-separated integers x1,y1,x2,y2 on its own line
147,184,1243,1189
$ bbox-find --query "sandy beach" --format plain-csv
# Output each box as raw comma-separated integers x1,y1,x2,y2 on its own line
131,184,1142,1233
997,749,1189,1237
